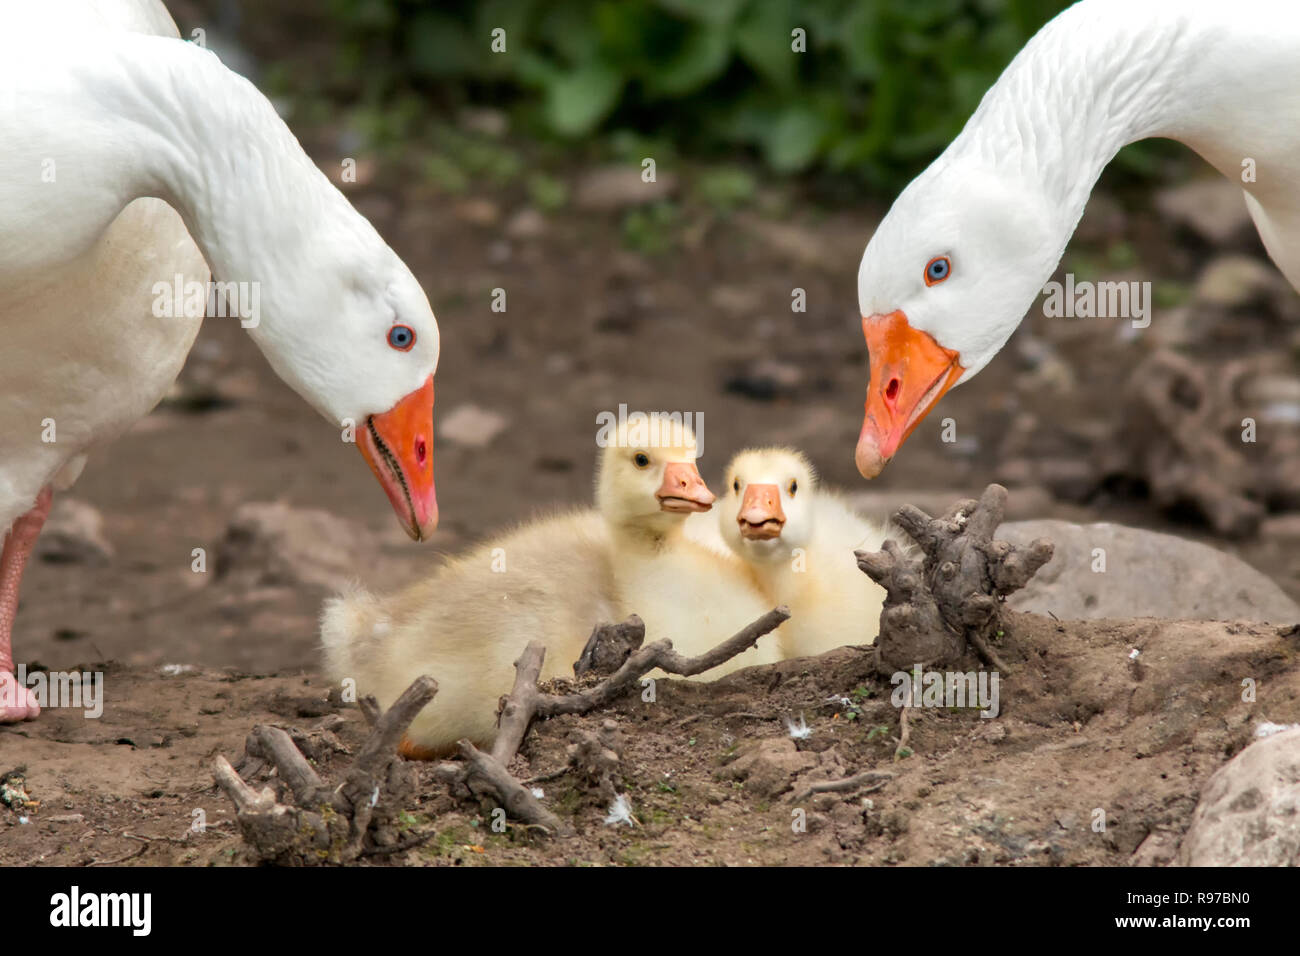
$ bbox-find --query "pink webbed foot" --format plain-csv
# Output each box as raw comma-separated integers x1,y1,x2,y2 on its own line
0,671,40,722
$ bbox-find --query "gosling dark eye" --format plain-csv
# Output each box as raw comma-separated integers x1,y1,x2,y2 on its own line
387,325,415,351
634,453,650,468
924,256,951,286
788,479,798,497
732,478,740,493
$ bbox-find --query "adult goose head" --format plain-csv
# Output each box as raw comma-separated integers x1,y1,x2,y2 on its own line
853,0,1300,477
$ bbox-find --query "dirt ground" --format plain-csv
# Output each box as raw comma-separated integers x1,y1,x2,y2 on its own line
3,612,1296,866
4,2,1300,865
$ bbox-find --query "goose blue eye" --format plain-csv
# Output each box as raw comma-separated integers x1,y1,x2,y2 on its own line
387,325,415,351
925,256,951,286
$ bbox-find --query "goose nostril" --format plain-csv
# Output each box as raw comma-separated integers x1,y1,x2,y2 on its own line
885,378,900,403
416,438,428,466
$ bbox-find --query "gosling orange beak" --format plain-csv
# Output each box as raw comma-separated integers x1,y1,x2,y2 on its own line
737,483,785,540
856,311,964,478
358,374,438,540
657,461,715,513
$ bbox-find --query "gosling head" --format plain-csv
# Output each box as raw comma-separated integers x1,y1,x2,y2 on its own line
717,448,817,563
596,418,714,537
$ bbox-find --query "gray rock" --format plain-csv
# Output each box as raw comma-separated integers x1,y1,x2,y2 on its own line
36,498,113,565
1261,514,1300,540
724,358,805,400
458,108,508,138
709,284,762,317
718,738,817,799
740,214,851,274
1177,727,1300,866
215,502,377,592
1194,254,1281,309
574,165,677,211
999,520,1300,623
1241,374,1300,426
169,338,259,410
504,207,546,239
438,404,509,448
1128,830,1180,867
452,198,501,227
1154,178,1253,246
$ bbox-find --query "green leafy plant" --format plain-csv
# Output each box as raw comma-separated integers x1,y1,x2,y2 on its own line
322,0,1076,187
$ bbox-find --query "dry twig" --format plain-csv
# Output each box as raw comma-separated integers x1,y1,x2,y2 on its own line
434,606,790,833
791,771,895,805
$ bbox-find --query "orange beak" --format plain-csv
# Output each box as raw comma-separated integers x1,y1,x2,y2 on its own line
656,461,715,513
737,483,785,540
856,311,964,478
358,374,438,540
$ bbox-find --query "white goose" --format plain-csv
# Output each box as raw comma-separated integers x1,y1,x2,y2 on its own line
853,0,1300,478
0,0,441,720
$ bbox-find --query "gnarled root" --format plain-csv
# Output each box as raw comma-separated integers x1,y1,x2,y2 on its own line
857,484,1052,674
213,676,437,865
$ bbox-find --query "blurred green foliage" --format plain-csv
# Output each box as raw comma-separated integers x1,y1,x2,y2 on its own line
325,0,1073,187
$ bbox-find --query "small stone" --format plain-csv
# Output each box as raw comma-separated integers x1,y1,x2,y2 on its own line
709,285,761,316
1034,457,1100,502
36,498,113,565
1194,255,1279,309
1241,374,1300,425
718,738,817,799
170,338,259,411
458,108,508,137
215,502,380,592
741,215,849,273
804,811,830,833
1128,831,1179,867
723,359,804,401
543,352,574,376
1260,514,1300,540
504,207,546,239
438,404,509,448
453,199,500,226
575,165,677,211
1154,178,1253,246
